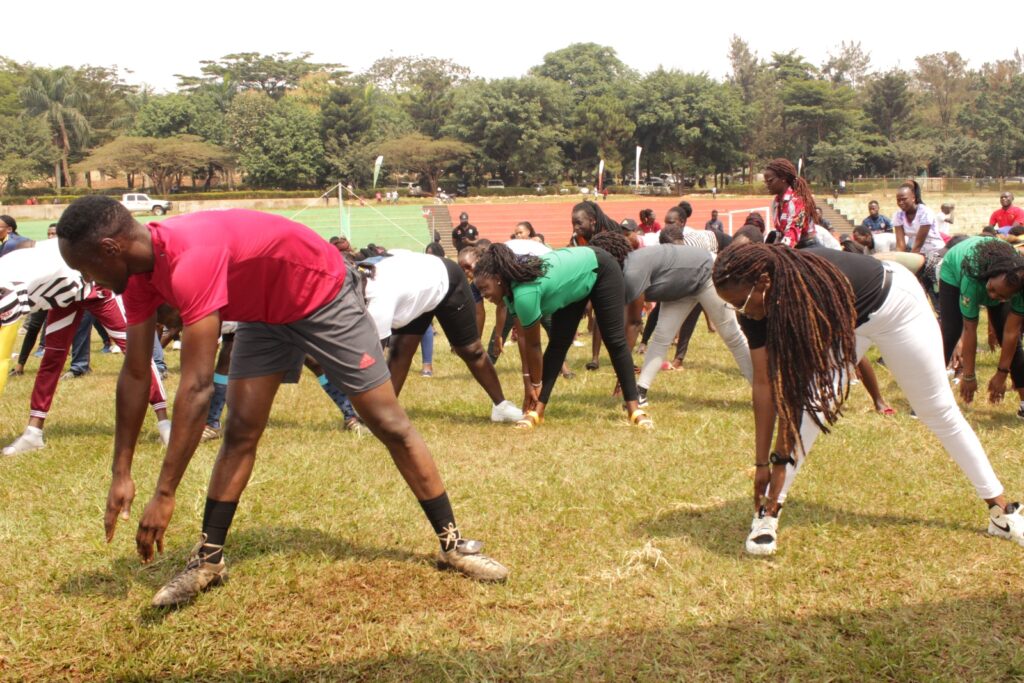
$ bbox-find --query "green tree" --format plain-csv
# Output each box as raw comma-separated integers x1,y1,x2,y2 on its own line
0,115,58,190
232,97,324,188
20,66,91,191
134,94,197,137
177,52,347,100
529,43,634,100
958,61,1024,177
862,69,914,142
821,41,871,88
74,135,233,193
915,52,970,133
375,133,474,193
321,84,413,185
362,56,470,138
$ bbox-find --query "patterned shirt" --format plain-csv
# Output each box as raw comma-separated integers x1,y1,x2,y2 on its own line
0,239,89,326
771,189,816,247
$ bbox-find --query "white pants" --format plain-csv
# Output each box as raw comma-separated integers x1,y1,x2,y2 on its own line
639,279,753,389
777,264,1003,503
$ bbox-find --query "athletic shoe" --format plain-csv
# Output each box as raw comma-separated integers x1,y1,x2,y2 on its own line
109,345,121,355
421,369,433,377
988,502,1024,546
437,536,508,582
157,419,171,446
745,507,779,556
491,400,524,423
344,416,368,435
171,340,182,351
201,425,222,442
151,535,227,607
571,340,584,348
1016,405,1024,421
61,369,89,380
2,427,44,456
638,387,649,407
101,345,112,354
32,348,44,358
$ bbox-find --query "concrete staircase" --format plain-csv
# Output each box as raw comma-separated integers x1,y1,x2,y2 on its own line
422,205,457,255
822,200,856,234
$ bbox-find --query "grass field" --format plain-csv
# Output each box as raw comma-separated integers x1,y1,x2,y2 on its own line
2,309,1024,681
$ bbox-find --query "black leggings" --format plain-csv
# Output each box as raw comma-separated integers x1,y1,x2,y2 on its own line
939,280,1024,388
539,247,638,404
17,310,47,365
488,309,553,364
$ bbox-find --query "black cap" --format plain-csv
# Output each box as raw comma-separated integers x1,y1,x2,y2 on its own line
620,218,637,232
459,212,469,221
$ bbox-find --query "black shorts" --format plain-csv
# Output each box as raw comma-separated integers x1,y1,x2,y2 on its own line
394,258,479,348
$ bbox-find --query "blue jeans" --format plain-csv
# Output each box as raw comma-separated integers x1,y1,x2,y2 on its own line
152,332,167,374
70,313,93,375
420,324,434,364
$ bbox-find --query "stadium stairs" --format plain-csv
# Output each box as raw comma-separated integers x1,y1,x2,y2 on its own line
822,200,856,234
422,205,458,255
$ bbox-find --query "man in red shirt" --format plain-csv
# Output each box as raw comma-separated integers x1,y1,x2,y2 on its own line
56,197,508,608
990,192,1024,234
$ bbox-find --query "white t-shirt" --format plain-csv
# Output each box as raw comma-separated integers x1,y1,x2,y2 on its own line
505,239,551,256
364,252,449,339
869,232,898,253
893,204,944,254
816,228,841,250
681,227,719,253
0,239,89,326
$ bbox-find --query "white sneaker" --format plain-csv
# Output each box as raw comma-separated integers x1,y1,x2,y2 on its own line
3,427,45,456
745,507,779,555
988,502,1024,546
491,400,524,423
109,345,121,355
171,340,182,351
157,419,172,446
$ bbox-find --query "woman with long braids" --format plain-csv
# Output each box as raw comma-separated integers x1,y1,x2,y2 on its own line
570,200,620,246
712,242,1024,555
473,240,652,430
937,236,1024,413
763,158,819,248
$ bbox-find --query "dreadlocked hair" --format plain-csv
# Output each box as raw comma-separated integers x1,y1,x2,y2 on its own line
765,158,818,227
573,200,621,235
712,243,858,454
965,238,1024,288
473,242,547,284
589,231,634,268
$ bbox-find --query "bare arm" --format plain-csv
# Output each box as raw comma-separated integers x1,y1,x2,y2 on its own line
750,347,775,509
911,223,932,254
988,312,1024,402
520,321,544,412
134,313,222,562
625,296,645,352
959,318,980,403
895,225,907,252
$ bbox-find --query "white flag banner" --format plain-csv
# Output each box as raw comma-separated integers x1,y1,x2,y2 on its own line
598,159,605,191
635,146,642,188
372,155,384,188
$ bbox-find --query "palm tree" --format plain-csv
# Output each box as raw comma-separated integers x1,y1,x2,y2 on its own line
21,67,91,192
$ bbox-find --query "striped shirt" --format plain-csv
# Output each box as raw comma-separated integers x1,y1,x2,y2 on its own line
0,239,89,326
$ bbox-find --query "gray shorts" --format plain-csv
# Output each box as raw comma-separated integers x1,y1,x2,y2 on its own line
229,269,390,395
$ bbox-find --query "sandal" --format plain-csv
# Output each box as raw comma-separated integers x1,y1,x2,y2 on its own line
514,410,542,430
629,408,654,430
878,406,897,417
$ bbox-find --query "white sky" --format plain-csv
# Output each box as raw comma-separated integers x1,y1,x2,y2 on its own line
6,1,1023,92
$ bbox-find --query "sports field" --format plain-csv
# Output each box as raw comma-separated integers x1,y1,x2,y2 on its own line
2,310,1023,679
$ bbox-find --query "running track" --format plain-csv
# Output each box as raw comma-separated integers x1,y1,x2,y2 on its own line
445,197,773,245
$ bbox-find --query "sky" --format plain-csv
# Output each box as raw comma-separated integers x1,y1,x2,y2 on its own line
6,1,1023,92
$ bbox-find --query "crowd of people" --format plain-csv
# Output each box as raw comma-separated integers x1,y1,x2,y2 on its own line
1,159,1023,611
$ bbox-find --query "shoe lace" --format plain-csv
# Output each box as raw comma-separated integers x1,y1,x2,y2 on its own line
181,534,223,571
437,523,460,552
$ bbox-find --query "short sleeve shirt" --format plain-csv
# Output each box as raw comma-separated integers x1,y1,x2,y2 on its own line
452,223,478,251
939,236,1024,319
0,239,89,326
122,210,346,327
893,204,944,254
364,252,449,339
622,245,713,303
505,248,598,327
863,214,893,233
990,206,1024,229
771,189,816,247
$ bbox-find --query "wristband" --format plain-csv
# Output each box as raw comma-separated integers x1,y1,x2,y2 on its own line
754,462,770,468
531,382,542,388
769,451,796,467
963,374,977,382
998,367,1011,374
523,373,531,377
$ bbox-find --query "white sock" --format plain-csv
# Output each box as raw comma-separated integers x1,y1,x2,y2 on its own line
25,425,43,437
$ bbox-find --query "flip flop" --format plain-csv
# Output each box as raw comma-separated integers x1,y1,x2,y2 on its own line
629,408,654,430
878,406,897,417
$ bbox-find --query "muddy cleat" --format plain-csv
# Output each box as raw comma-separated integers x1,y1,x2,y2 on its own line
151,535,228,607
745,506,779,556
2,427,44,456
435,525,508,582
490,400,524,423
988,502,1024,546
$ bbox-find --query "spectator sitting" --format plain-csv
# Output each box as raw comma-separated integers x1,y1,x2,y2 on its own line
862,200,893,233
990,192,1024,234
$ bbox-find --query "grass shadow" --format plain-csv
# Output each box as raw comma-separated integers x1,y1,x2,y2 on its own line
636,496,979,557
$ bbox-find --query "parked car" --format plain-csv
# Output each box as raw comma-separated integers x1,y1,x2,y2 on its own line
120,193,171,215
486,179,505,189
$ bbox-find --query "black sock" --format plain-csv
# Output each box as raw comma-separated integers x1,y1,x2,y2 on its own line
419,492,459,551
201,498,238,563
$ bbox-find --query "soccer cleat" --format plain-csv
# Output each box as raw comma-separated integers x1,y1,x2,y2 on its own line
745,507,779,556
157,420,171,446
436,527,508,582
988,502,1024,546
491,400,524,423
151,535,228,607
2,428,44,456
201,425,222,442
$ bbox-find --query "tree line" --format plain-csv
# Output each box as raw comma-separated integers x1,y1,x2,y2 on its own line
1,41,1023,196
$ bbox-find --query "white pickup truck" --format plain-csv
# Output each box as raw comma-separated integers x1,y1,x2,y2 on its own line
120,193,172,215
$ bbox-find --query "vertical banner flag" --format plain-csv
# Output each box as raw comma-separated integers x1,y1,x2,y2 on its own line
598,159,605,191
372,155,384,189
635,146,642,188
797,157,804,177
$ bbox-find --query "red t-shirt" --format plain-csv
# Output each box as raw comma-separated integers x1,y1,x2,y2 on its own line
123,210,346,326
639,220,661,235
989,206,1024,228
771,188,816,246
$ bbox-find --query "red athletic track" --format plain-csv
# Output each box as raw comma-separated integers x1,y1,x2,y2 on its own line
447,197,774,245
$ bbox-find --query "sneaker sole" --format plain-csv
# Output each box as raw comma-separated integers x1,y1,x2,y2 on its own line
2,442,45,456
744,540,777,556
436,558,508,583
987,523,1024,546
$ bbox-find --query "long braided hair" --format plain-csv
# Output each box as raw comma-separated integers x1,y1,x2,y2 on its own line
589,231,634,268
473,243,547,296
965,238,1024,287
712,243,858,452
765,158,818,224
573,200,622,235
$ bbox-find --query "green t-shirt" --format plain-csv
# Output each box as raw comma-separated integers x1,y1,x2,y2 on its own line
939,236,1024,319
505,247,599,327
